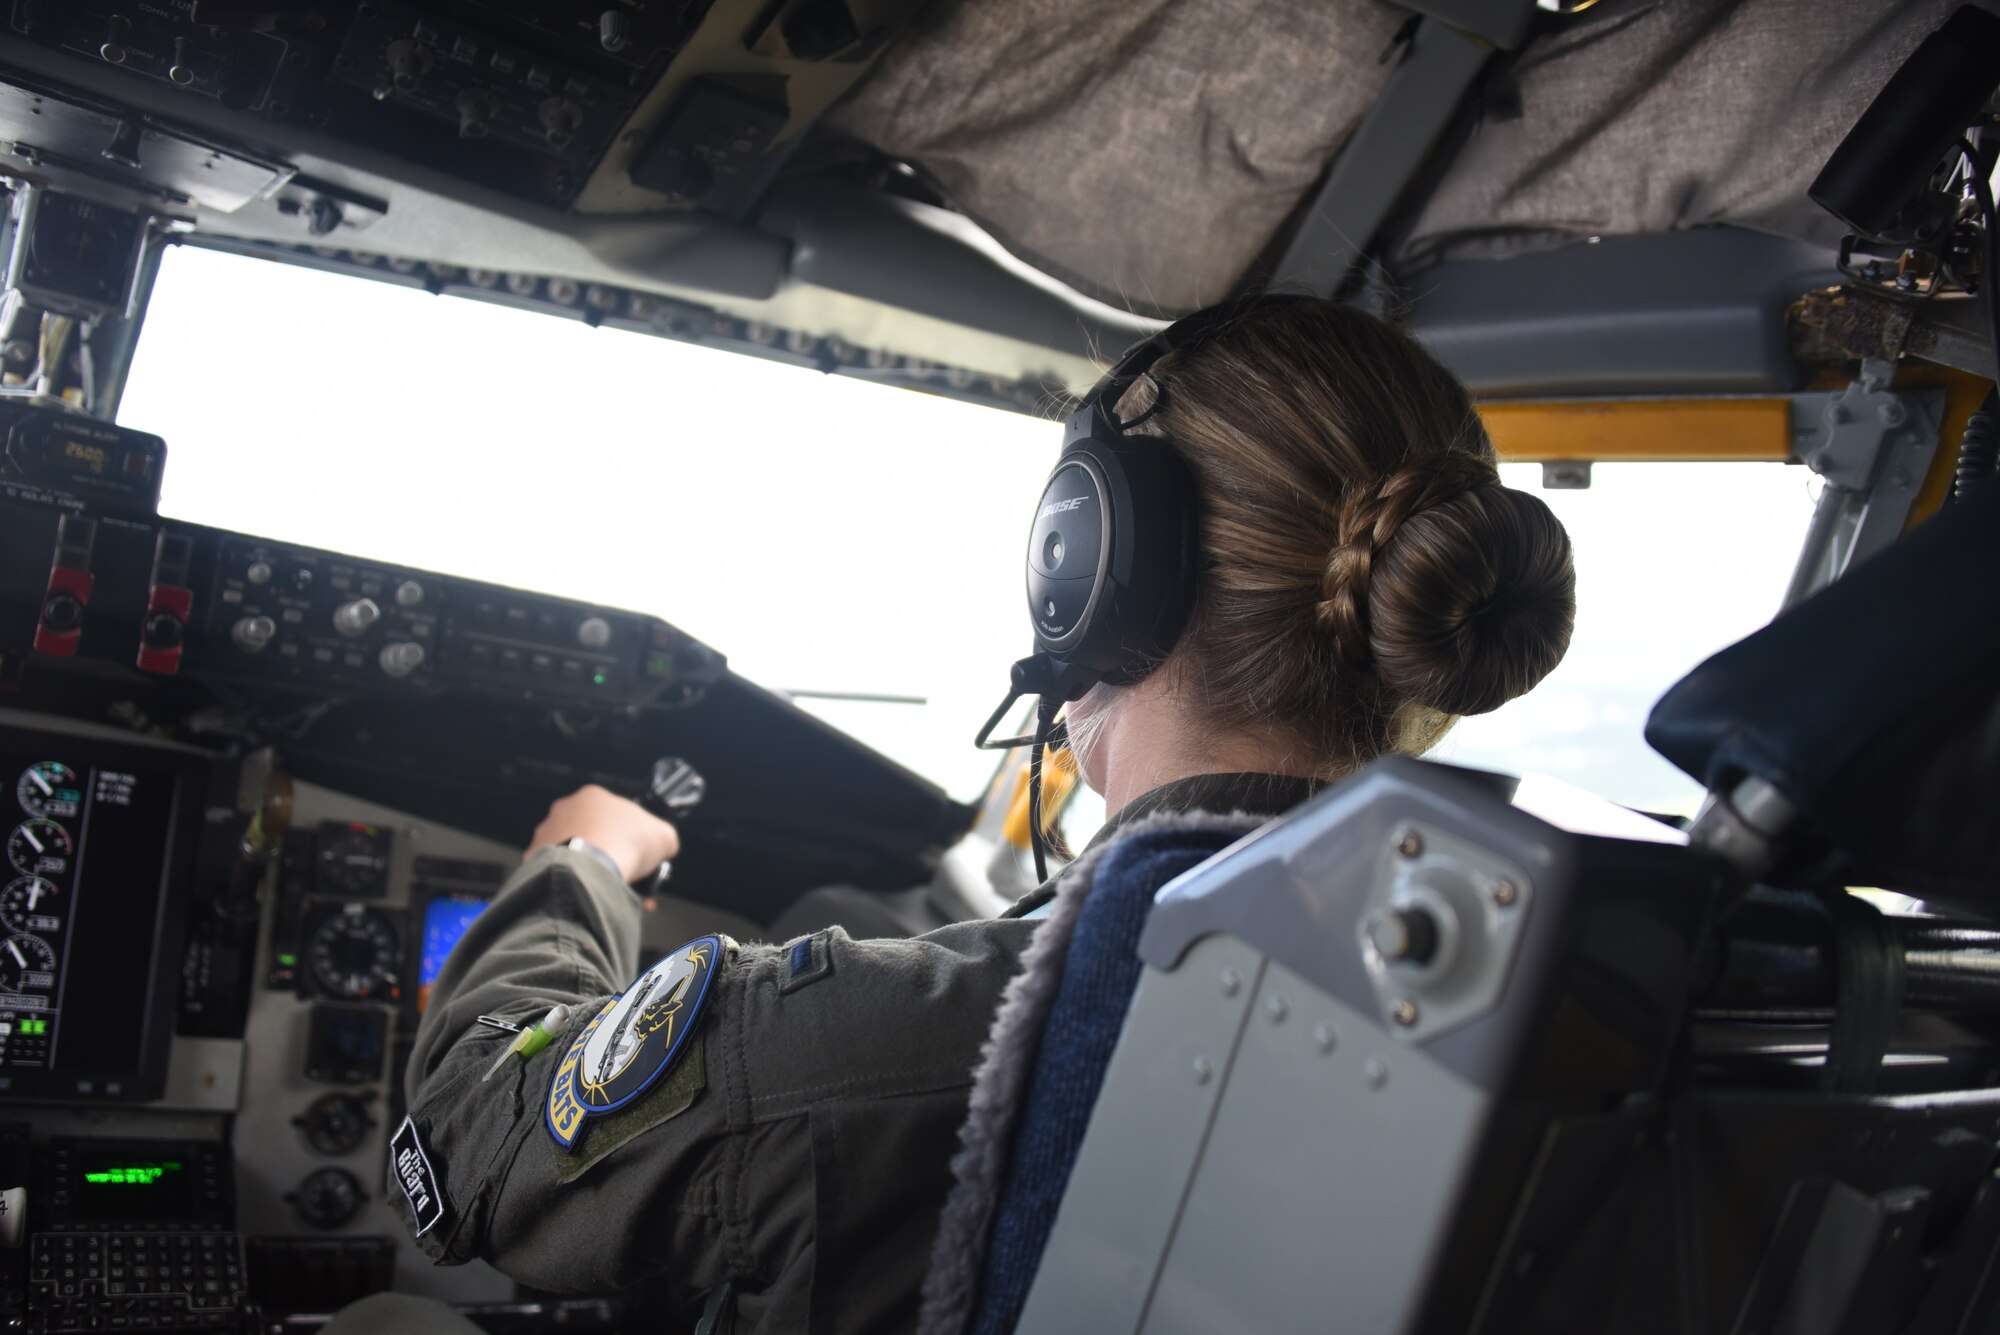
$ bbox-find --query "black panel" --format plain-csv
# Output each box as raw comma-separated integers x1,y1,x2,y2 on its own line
6,0,709,209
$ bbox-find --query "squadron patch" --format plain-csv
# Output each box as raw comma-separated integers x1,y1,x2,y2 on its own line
546,935,722,1152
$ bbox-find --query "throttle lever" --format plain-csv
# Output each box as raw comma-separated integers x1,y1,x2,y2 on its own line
638,757,705,892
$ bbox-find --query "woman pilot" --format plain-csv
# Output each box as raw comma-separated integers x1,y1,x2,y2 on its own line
363,294,1576,1333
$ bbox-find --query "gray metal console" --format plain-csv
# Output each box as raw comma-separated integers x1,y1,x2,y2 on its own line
1018,758,1718,1334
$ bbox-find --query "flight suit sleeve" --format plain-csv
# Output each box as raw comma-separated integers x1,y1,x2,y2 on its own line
388,843,1038,1321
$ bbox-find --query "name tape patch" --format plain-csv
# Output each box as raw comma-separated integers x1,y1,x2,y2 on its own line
546,935,723,1153
390,1117,447,1238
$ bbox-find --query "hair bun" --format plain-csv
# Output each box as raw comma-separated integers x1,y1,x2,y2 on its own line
1358,479,1576,717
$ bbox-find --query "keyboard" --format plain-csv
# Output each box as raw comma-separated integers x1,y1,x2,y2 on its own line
29,1224,244,1332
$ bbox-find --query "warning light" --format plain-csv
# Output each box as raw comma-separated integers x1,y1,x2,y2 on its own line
592,672,607,686
277,953,298,967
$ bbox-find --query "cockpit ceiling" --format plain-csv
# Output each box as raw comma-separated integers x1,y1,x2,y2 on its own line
828,0,1966,318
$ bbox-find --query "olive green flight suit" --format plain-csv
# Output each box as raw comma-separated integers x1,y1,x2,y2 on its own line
388,773,1316,1333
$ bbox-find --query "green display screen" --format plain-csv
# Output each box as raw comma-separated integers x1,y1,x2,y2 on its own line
83,1160,180,1185
77,1148,195,1219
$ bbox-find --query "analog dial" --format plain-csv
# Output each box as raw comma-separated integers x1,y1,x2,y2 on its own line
306,909,400,1000
0,877,60,934
295,1091,373,1157
15,763,79,820
315,823,392,899
6,820,71,876
293,1166,363,1229
0,932,55,993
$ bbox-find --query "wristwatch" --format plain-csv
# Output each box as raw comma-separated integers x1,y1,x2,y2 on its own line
563,837,625,882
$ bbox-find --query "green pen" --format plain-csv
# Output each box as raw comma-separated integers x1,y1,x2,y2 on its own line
481,1003,572,1082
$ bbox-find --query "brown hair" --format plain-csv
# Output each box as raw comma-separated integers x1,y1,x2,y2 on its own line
1125,295,1575,772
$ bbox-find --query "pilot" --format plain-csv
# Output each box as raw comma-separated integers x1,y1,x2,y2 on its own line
361,295,1575,1332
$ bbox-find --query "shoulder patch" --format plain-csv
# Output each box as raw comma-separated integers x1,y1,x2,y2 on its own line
779,930,834,994
552,1034,707,1184
390,1117,449,1237
546,935,723,1153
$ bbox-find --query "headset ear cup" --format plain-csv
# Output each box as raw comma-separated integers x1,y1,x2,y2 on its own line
1028,435,1198,681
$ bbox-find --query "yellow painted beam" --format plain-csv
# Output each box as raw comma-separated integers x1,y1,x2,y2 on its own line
1478,398,1795,463
1897,367,1992,530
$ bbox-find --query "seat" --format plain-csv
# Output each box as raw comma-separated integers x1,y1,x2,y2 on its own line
1646,483,2000,904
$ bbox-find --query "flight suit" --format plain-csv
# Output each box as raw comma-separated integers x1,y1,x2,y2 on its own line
388,773,1317,1333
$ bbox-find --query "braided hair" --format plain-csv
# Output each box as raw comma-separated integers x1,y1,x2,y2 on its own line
1112,295,1576,771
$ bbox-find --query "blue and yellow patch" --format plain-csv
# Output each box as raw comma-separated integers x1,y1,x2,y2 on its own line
546,935,722,1152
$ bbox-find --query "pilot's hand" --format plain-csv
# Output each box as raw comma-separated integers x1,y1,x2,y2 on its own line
526,784,681,884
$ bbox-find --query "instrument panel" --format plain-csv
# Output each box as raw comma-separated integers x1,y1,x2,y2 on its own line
0,709,761,1326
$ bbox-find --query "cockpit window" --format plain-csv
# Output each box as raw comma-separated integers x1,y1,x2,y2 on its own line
120,244,1061,801
1434,462,1816,817
123,246,1816,813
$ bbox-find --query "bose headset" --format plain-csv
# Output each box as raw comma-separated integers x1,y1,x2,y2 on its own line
974,311,1226,880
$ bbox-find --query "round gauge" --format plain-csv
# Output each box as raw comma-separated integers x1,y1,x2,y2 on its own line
0,877,60,934
306,909,400,1001
0,932,55,993
292,1166,363,1229
294,1091,373,1157
5,820,70,877
15,763,79,820
315,823,392,900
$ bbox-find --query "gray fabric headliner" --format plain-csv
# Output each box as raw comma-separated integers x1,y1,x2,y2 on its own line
829,0,1973,318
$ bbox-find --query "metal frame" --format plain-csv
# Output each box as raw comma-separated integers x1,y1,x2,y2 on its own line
1265,15,1502,298
1780,360,1946,607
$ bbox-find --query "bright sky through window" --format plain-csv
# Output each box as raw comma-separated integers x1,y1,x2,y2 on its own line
122,245,1815,812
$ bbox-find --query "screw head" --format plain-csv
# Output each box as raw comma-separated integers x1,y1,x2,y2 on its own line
1493,880,1519,908
1191,1056,1213,1085
1313,1023,1338,1054
1391,999,1419,1027
1219,968,1241,997
1265,994,1289,1023
1364,1057,1389,1088
1397,829,1423,858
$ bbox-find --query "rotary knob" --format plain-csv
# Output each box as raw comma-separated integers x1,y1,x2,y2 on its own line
577,616,612,650
379,642,426,678
455,87,498,139
167,35,195,85
232,615,276,653
394,580,425,608
1368,907,1440,968
333,598,380,637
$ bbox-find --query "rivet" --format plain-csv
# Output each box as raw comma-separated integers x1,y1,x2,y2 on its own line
1493,880,1519,908
1265,994,1289,1022
1391,999,1419,1027
1192,1056,1213,1085
1365,1057,1389,1088
1219,968,1241,997
1313,1023,1337,1054
1397,829,1423,858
